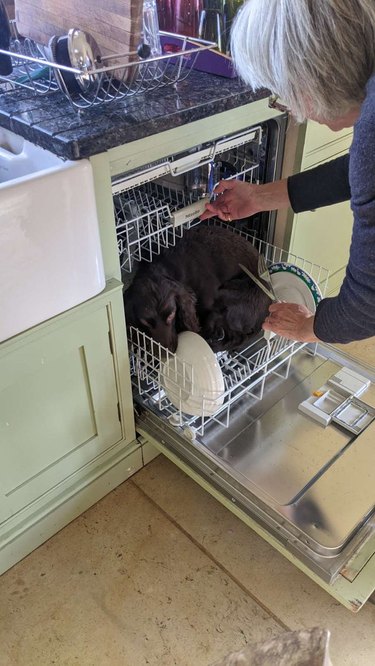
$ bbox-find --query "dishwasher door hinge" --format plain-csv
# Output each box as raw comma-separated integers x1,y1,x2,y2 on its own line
108,329,114,355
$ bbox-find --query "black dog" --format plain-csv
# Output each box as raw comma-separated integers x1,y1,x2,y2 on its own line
124,225,271,352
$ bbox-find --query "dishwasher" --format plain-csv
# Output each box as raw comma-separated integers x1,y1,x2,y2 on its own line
113,116,375,612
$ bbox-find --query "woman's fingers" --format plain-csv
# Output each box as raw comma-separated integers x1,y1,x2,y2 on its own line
200,202,230,221
200,190,235,221
200,204,217,221
213,179,238,195
200,179,259,221
262,302,319,342
267,302,312,316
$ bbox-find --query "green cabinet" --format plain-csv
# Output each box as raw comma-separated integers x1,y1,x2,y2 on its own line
290,176,352,295
0,280,140,573
289,122,353,295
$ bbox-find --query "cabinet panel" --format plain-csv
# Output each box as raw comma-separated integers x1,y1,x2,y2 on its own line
0,291,123,522
290,196,352,296
302,121,352,169
290,125,353,296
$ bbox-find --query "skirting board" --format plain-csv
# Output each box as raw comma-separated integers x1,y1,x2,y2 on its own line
0,442,142,576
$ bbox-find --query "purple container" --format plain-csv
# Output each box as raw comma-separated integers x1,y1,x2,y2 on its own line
160,33,237,78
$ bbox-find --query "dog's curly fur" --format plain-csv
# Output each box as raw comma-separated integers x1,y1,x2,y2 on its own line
124,225,271,352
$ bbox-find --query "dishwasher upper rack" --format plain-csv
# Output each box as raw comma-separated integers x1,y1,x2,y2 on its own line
0,24,216,110
113,126,263,272
127,223,330,438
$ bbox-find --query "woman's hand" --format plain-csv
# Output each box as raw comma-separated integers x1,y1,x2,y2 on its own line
200,178,291,222
200,180,262,221
262,302,320,342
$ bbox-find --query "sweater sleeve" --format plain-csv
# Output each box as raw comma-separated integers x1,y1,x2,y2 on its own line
313,85,375,343
287,154,350,213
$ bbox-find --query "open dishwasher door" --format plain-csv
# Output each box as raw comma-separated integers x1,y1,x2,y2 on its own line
135,341,375,612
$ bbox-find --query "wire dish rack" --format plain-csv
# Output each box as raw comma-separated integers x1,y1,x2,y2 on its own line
0,23,216,110
128,222,330,439
0,24,58,95
114,126,263,272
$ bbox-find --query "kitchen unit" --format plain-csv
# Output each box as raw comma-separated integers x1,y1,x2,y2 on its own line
0,61,373,614
288,120,354,296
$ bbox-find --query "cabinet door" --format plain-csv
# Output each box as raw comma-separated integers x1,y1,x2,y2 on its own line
289,123,354,296
290,140,353,296
0,292,124,523
301,121,352,170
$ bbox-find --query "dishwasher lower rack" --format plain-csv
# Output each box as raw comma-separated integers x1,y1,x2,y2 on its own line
127,230,330,439
130,328,308,438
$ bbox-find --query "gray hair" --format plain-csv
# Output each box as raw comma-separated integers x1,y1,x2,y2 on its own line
231,0,375,122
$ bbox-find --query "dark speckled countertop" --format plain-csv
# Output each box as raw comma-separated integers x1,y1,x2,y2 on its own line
0,69,269,160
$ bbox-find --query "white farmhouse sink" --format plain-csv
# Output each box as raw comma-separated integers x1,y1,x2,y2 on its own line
0,129,105,343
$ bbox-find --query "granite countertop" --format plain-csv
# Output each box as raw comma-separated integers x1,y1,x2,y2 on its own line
0,69,269,160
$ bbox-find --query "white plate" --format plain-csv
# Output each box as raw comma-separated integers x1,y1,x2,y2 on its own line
269,262,322,312
160,332,225,417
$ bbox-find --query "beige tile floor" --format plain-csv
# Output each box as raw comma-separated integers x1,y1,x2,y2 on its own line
1,339,375,666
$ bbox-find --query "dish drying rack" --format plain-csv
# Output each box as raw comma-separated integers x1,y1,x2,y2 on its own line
128,228,329,439
0,23,216,110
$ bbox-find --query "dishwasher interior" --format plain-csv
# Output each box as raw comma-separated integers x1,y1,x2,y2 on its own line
113,118,375,606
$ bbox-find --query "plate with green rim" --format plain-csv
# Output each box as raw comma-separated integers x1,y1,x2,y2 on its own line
268,262,322,311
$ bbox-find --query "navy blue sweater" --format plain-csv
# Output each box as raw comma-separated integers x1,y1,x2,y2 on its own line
287,77,375,343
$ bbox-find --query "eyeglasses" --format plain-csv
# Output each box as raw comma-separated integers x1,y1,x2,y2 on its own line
268,94,290,113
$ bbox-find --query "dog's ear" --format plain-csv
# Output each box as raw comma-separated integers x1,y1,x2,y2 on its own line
168,279,200,333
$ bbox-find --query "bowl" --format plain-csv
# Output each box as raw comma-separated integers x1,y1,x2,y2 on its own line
160,332,225,417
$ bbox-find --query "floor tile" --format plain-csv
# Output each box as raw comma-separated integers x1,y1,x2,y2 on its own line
134,456,375,666
335,337,375,366
0,481,282,666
